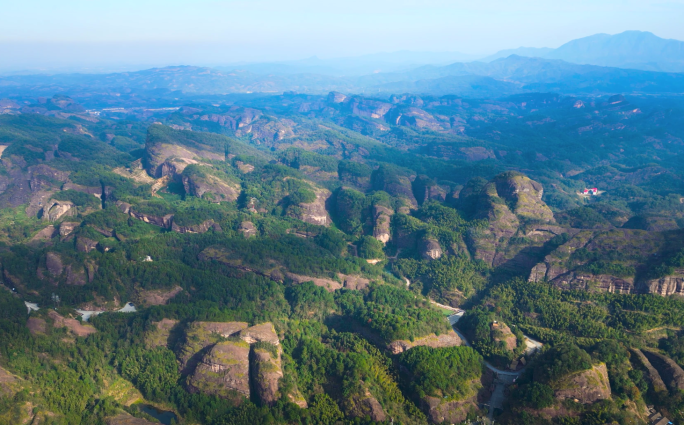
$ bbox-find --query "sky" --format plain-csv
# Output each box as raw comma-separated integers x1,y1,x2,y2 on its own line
1,0,683,72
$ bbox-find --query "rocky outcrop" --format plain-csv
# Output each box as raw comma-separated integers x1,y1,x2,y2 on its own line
286,272,370,292
46,252,64,276
128,210,174,229
630,349,667,393
30,225,57,242
387,330,462,354
371,166,417,208
65,264,87,285
0,365,20,397
423,396,479,424
188,340,251,398
492,173,554,223
547,272,635,294
252,346,284,406
239,323,280,346
553,363,611,404
59,221,80,237
420,237,443,260
145,129,224,178
146,318,179,348
76,236,99,253
62,182,103,198
642,350,684,392
372,205,393,244
182,173,239,202
138,286,183,306
238,221,258,238
491,321,517,351
412,175,447,205
41,200,75,222
344,387,386,422
643,271,684,296
289,188,332,227
48,310,97,337
178,321,249,373
172,219,221,234
468,173,558,268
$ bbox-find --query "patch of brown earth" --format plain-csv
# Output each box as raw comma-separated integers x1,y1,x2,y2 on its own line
47,310,96,337
27,317,47,335
138,286,182,305
387,330,462,354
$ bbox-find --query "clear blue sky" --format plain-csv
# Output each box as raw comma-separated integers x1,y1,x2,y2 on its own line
1,0,682,71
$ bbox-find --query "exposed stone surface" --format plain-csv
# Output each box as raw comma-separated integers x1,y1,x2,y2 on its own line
138,285,183,305
289,187,332,227
27,317,47,335
344,387,386,422
643,270,684,296
146,318,179,348
387,330,462,354
630,349,667,393
172,219,220,234
252,347,284,406
372,205,393,244
188,340,251,398
59,221,80,237
420,237,443,260
0,365,19,397
178,321,249,373
48,310,97,337
239,323,280,346
76,237,99,253
423,396,478,424
46,252,64,276
238,221,258,238
468,173,557,268
128,210,174,229
552,363,611,404
371,166,418,208
286,272,342,291
62,182,102,197
182,172,239,202
41,200,75,222
65,264,87,285
146,137,223,178
30,225,57,242
491,321,517,351
642,350,684,392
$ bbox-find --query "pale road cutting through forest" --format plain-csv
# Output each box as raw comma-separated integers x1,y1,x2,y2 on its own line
446,311,543,419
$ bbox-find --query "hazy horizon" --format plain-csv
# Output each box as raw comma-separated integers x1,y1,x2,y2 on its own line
2,0,684,73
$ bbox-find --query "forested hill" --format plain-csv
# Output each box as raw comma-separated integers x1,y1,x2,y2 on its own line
0,87,683,424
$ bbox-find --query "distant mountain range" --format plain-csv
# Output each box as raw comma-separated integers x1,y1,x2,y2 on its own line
2,46,684,100
484,31,684,73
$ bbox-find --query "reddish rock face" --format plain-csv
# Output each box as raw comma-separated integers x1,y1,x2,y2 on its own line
643,350,684,392
387,330,462,355
553,364,612,405
252,347,284,406
46,252,64,276
372,205,393,245
188,340,251,398
288,187,332,227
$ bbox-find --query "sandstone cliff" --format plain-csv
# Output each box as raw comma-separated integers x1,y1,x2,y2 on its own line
387,330,462,354
187,340,251,398
177,321,249,373
642,350,684,392
552,363,611,404
630,349,667,393
252,345,284,406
